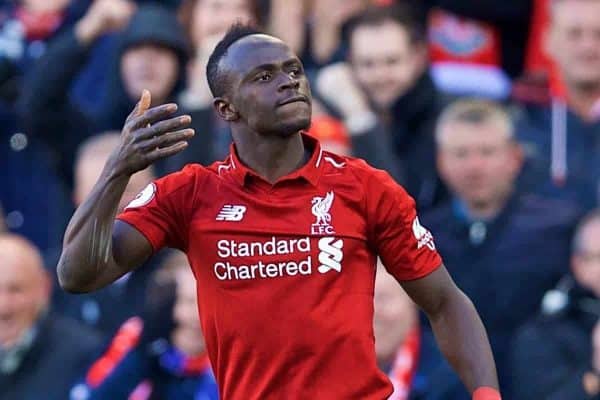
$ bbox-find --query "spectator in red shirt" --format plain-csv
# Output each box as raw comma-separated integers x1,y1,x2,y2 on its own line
56,24,501,400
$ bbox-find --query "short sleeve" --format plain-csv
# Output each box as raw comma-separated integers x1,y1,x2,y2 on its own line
116,165,198,252
366,169,442,281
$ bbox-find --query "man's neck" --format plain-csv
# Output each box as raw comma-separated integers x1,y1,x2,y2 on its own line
567,82,600,121
463,191,513,221
232,130,307,184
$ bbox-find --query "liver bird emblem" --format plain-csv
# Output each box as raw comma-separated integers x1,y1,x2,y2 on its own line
311,191,334,225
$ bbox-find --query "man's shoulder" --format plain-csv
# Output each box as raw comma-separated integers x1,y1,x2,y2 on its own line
421,201,455,226
515,193,582,228
157,163,215,193
45,314,104,349
328,153,398,186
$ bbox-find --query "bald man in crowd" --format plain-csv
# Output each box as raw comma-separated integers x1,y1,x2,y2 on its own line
422,99,580,394
0,234,102,399
54,132,160,336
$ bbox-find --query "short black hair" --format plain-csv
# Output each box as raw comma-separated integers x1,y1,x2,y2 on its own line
206,24,264,98
346,4,426,46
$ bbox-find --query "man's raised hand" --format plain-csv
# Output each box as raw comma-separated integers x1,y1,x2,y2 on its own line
109,90,195,177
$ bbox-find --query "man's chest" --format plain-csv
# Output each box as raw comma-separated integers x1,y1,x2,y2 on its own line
184,183,374,293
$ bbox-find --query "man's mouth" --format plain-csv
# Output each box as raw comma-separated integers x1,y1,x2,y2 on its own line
278,95,309,106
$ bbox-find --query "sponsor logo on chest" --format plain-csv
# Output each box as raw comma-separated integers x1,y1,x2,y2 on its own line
212,191,344,281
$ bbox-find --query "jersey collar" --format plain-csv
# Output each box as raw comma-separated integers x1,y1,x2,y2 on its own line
228,132,324,188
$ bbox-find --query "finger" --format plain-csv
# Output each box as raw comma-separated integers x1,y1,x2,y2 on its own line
139,129,195,150
135,115,192,140
146,141,189,162
129,103,178,129
138,89,151,116
125,89,152,122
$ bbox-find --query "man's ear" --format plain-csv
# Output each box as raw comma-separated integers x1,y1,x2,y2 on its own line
213,98,239,122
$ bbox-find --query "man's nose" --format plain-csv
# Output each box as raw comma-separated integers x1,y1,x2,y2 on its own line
278,74,300,91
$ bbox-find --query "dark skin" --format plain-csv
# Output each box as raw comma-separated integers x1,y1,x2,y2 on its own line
57,34,499,395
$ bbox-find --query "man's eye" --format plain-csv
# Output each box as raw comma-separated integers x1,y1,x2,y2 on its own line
258,73,272,82
289,68,301,77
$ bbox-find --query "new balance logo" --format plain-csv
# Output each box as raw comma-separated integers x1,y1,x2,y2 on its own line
216,205,247,221
317,237,344,273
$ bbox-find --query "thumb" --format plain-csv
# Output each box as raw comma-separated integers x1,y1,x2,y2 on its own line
136,89,151,116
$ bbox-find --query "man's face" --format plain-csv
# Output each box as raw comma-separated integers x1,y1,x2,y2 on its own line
0,238,49,348
221,36,312,137
548,0,600,89
373,265,416,365
572,220,600,297
121,44,179,103
74,143,154,211
191,0,255,46
437,121,522,209
350,21,424,109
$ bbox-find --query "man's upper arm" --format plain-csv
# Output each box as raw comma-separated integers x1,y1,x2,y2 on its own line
366,167,442,281
400,264,459,317
112,220,154,271
116,165,200,253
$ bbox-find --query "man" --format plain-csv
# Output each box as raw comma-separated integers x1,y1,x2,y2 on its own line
57,25,501,399
422,99,580,394
0,0,86,106
0,234,102,399
512,210,600,399
20,0,189,187
79,251,219,399
515,0,600,208
53,132,159,336
316,4,446,209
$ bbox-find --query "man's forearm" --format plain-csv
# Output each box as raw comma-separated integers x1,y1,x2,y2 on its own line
58,165,130,293
428,289,499,393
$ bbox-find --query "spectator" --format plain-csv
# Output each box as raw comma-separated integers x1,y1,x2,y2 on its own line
515,0,600,209
423,0,532,99
421,98,580,394
20,0,189,187
53,132,161,336
269,0,369,71
374,262,466,399
179,0,258,110
167,0,259,173
316,4,447,209
512,210,600,399
0,0,87,108
78,251,218,400
0,233,102,400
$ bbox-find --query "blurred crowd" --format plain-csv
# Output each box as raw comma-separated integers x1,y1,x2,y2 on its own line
0,0,599,399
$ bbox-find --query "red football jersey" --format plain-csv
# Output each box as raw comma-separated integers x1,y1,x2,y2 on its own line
117,134,442,399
